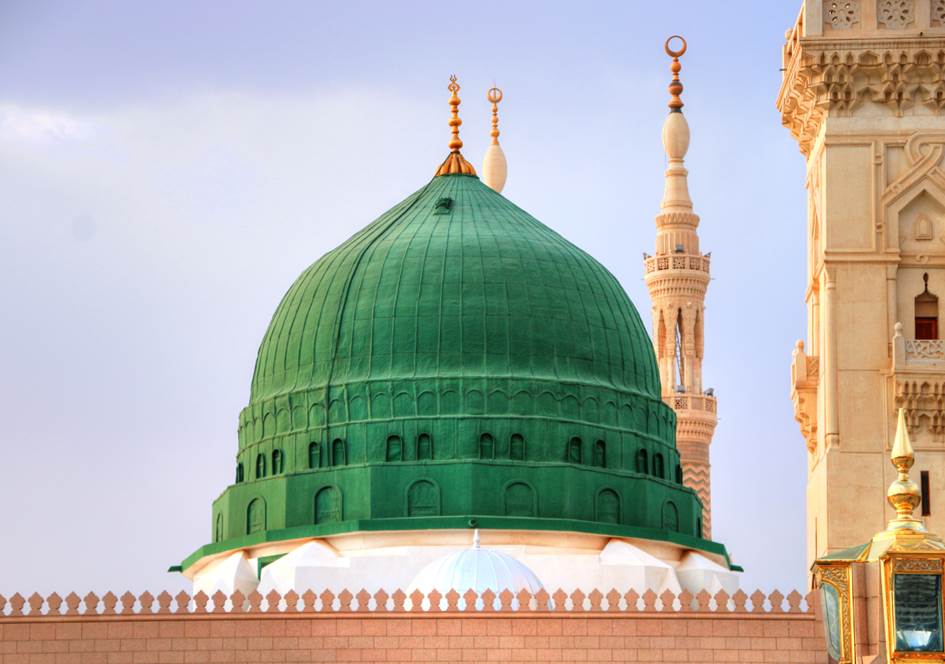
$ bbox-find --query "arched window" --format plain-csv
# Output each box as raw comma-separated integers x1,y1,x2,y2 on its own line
308,442,320,469
246,498,265,534
314,487,341,524
331,439,346,466
236,463,244,483
480,433,495,460
696,517,703,538
386,435,403,462
510,434,525,460
674,308,685,389
653,453,665,479
255,454,266,479
675,464,683,484
662,501,679,531
916,273,939,340
271,449,284,474
597,489,620,524
407,480,440,516
568,437,582,464
504,482,536,517
214,513,223,542
417,433,433,460
593,440,606,467
635,449,648,474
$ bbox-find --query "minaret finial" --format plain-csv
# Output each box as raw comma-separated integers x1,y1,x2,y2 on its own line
436,75,477,176
482,85,508,192
665,35,687,112
448,75,463,152
487,86,502,145
886,408,924,531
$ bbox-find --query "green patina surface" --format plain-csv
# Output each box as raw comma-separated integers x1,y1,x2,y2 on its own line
185,173,729,569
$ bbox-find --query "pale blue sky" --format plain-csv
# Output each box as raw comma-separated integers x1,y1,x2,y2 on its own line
0,1,808,594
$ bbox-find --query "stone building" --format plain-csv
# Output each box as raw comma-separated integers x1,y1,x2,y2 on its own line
780,0,945,568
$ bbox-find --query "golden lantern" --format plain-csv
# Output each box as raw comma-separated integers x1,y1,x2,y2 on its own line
813,409,945,663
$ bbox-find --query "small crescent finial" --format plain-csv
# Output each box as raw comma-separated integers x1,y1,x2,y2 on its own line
487,86,503,145
664,35,687,112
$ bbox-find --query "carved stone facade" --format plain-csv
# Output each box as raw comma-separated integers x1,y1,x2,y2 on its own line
644,65,717,538
779,1,945,569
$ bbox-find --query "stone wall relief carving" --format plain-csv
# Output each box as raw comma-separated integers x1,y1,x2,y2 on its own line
934,0,945,26
895,379,945,435
824,0,860,29
878,0,915,29
916,213,934,240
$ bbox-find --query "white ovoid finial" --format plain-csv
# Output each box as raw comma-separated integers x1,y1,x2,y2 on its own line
660,36,693,213
482,86,508,193
472,529,481,549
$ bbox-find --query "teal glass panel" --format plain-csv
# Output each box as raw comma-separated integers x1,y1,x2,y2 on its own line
821,583,841,663
894,573,943,652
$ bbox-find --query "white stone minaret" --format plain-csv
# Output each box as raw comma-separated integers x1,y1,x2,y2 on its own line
643,36,717,538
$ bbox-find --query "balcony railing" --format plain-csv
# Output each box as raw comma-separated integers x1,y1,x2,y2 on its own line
905,339,945,362
664,393,717,414
643,253,710,275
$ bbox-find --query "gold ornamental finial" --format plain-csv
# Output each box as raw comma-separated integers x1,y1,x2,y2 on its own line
436,75,477,176
665,35,687,112
487,86,503,145
886,408,924,532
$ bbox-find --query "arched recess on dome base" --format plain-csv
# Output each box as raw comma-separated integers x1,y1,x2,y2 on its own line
314,486,342,524
504,481,537,517
406,479,440,517
596,488,620,524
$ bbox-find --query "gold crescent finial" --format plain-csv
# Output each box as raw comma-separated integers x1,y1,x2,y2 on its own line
665,35,687,112
488,86,503,145
435,75,477,177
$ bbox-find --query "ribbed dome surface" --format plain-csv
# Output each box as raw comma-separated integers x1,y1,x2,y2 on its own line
198,173,710,560
250,174,659,403
407,536,545,599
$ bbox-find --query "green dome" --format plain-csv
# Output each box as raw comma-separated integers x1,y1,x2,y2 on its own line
190,173,717,568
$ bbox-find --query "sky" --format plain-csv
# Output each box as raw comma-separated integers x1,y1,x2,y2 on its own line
0,1,809,595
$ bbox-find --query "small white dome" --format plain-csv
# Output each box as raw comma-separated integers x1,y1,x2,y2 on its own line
407,531,544,608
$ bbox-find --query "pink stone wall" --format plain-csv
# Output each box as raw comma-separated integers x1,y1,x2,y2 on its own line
0,589,827,663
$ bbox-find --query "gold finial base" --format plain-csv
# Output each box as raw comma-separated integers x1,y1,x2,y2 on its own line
436,152,477,176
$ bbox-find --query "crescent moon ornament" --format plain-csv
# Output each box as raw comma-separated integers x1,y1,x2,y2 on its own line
665,35,687,59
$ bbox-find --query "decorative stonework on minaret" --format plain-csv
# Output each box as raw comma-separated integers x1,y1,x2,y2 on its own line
644,36,718,537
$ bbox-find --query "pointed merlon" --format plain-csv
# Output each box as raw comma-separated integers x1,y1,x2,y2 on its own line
435,75,477,177
482,86,508,192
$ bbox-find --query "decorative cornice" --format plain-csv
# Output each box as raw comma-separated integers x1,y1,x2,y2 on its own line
778,40,945,154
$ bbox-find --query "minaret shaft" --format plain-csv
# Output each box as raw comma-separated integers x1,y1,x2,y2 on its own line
644,38,718,538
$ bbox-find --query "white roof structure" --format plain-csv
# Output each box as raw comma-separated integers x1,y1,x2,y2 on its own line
257,540,348,595
406,531,544,609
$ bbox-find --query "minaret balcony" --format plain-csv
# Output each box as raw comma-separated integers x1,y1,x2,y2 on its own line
892,324,945,370
643,253,710,275
664,392,717,414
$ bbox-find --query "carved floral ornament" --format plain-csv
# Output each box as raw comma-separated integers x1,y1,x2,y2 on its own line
878,0,915,29
824,0,860,29
936,0,945,25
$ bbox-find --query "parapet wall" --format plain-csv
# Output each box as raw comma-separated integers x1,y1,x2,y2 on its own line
0,589,826,663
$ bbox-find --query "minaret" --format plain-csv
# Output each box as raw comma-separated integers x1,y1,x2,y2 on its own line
643,36,717,538
482,86,507,192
